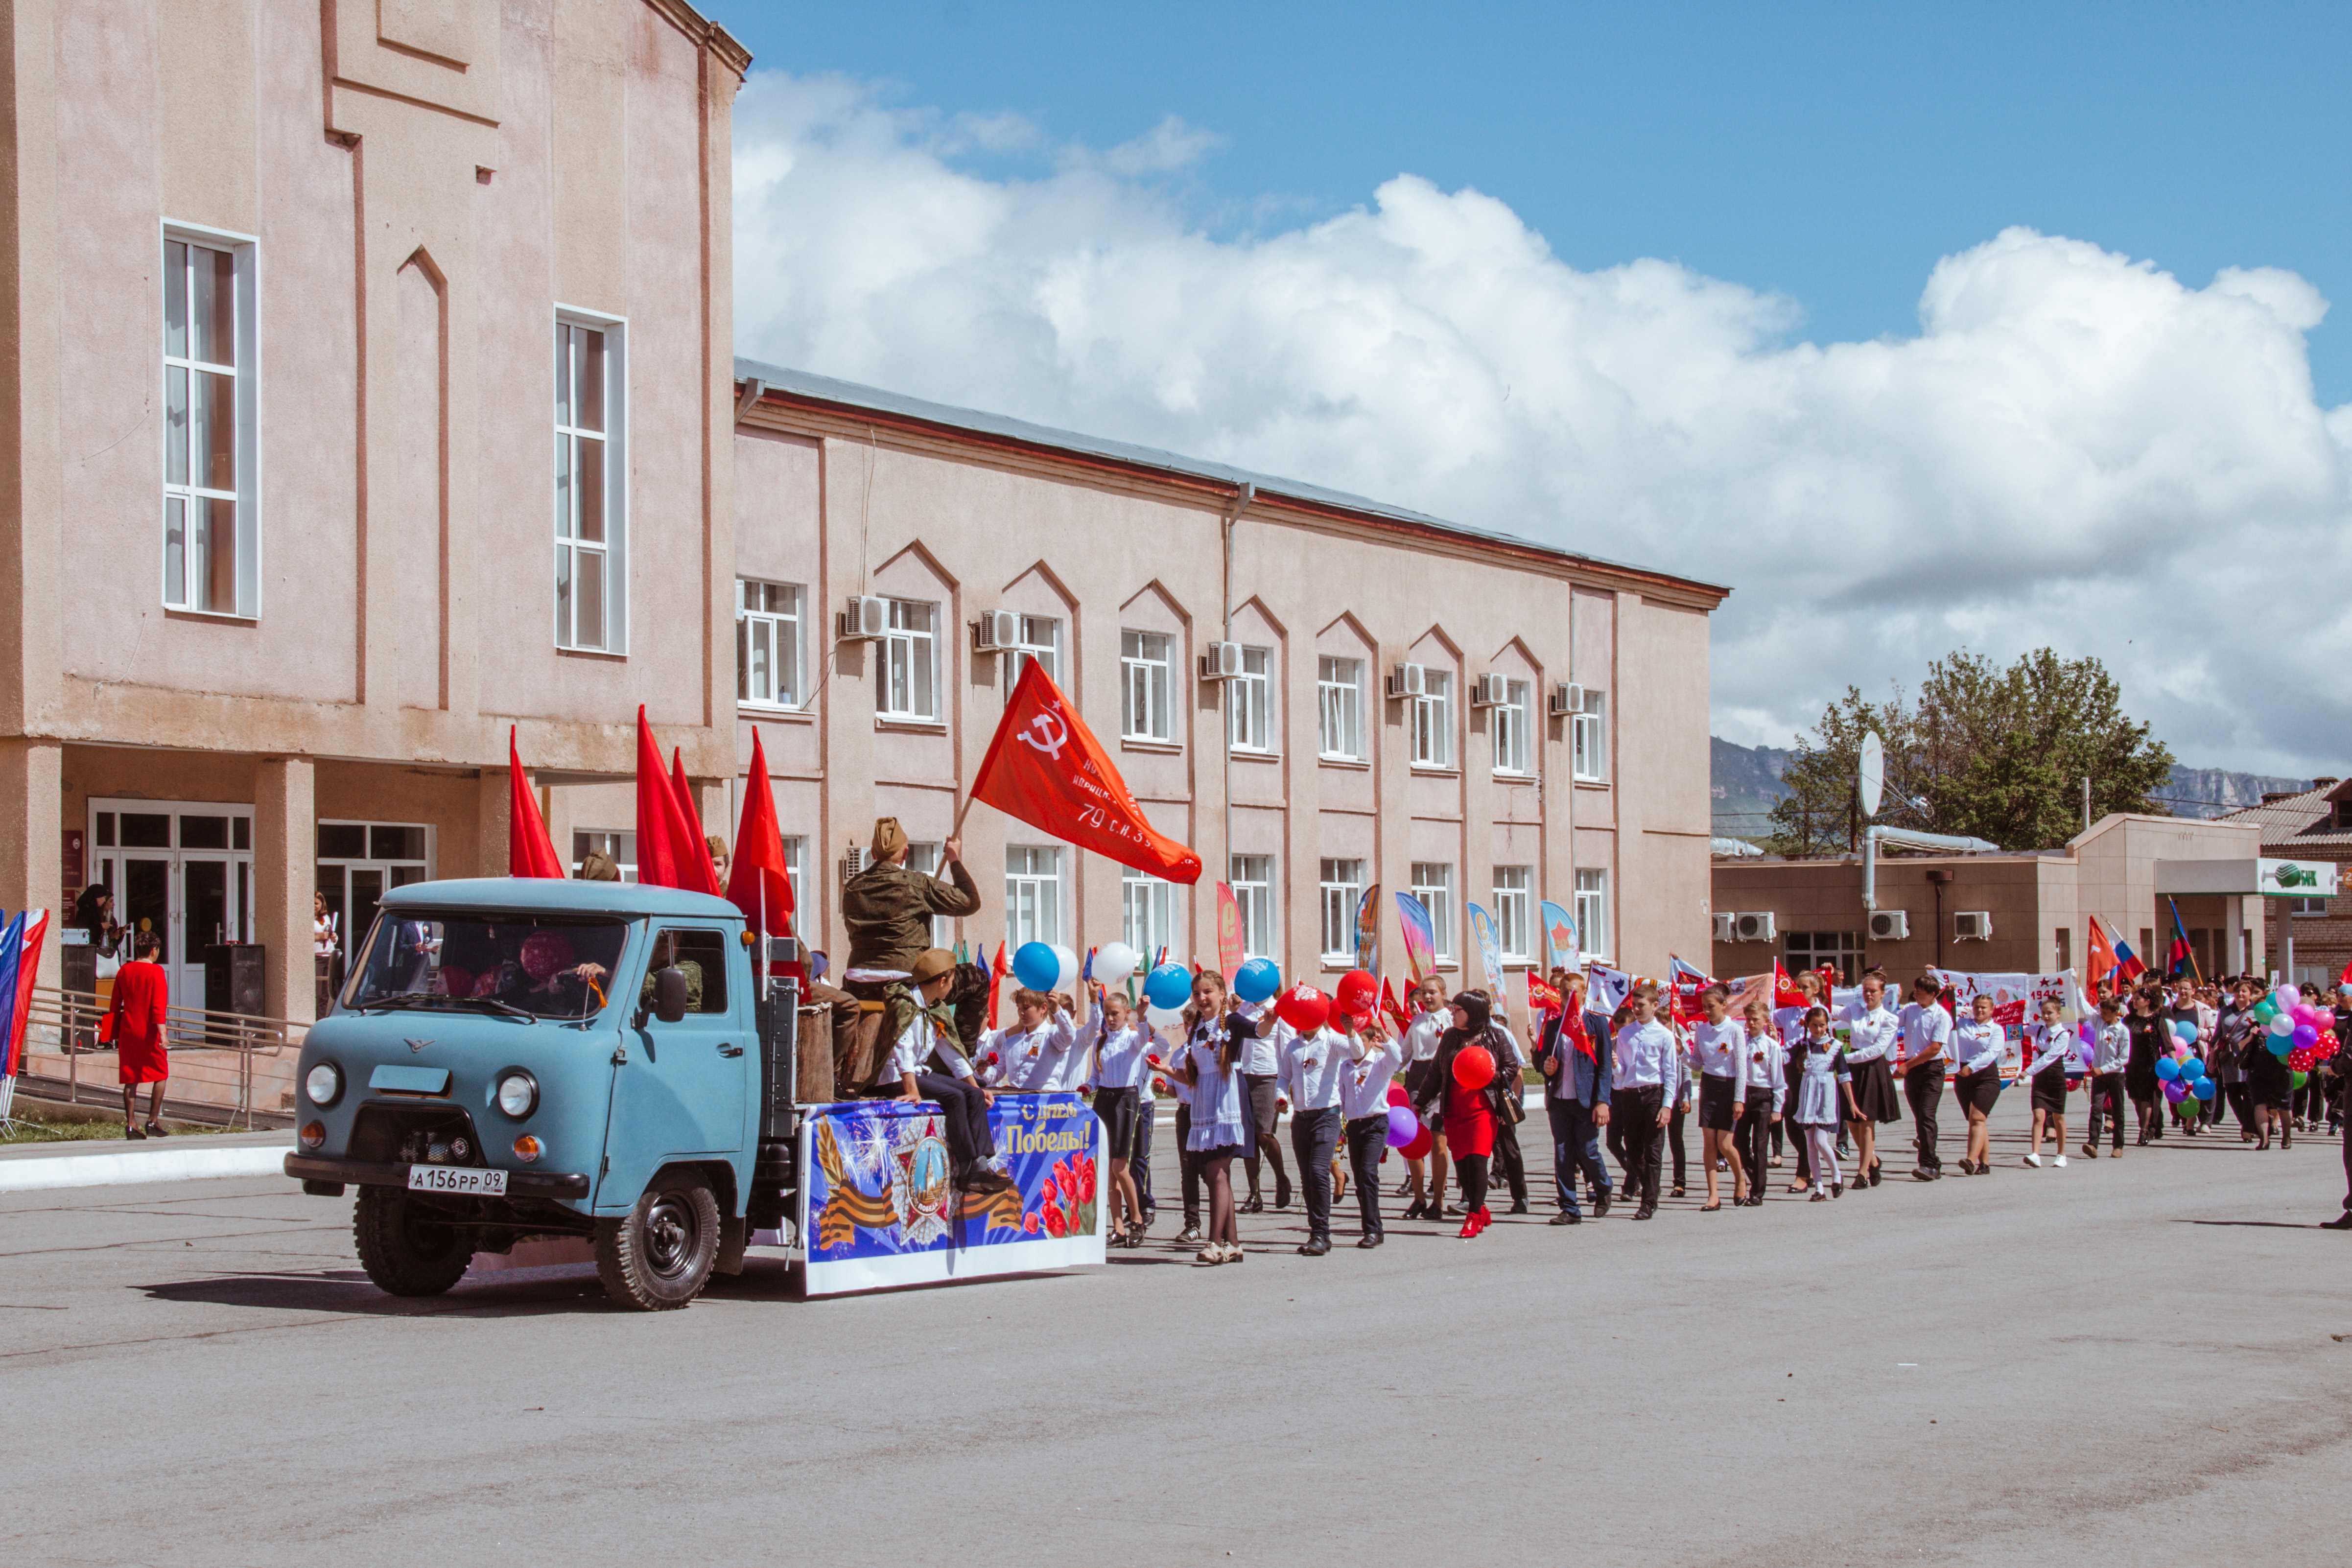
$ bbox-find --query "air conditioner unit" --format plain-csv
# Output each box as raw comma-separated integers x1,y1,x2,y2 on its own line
1549,681,1587,718
836,595,887,641
1198,641,1242,681
971,609,1019,651
1385,662,1426,701
1868,910,1911,942
1733,911,1776,942
1712,913,1738,942
840,846,869,883
1953,911,1993,941
1470,672,1508,708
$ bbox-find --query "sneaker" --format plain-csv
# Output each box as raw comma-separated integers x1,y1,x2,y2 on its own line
2023,1153,2042,1168
2054,1155,2068,1168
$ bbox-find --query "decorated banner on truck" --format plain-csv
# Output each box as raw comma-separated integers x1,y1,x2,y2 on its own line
799,1091,1105,1296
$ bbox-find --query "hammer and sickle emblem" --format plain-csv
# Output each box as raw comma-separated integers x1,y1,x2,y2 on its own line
1016,710,1069,761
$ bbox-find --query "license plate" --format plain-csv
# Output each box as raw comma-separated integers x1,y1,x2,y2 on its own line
406,1165,508,1196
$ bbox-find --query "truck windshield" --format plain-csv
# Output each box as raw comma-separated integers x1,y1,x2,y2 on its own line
342,913,631,1021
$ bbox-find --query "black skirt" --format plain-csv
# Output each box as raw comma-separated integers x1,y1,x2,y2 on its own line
2243,1050,2291,1103
1952,1068,2002,1116
1697,1074,1739,1131
1846,1055,1901,1123
2030,1074,2069,1115
1092,1085,1140,1161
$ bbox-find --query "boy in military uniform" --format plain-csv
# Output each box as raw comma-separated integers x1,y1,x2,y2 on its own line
884,948,1011,1194
834,819,983,1091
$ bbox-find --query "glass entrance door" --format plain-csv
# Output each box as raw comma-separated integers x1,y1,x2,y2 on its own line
86,800,254,1015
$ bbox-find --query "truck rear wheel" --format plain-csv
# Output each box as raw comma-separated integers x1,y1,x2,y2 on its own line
595,1168,720,1311
353,1186,473,1297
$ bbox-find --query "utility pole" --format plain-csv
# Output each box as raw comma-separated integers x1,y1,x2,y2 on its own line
2082,775,2092,832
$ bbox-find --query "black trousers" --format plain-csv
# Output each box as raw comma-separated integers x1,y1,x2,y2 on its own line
1131,1096,1156,1212
1344,1114,1388,1237
1666,1101,1688,1189
1617,1084,1666,1210
1905,1062,1946,1171
913,1073,994,1174
2087,1073,2129,1150
1175,1103,1203,1225
1490,1114,1529,1204
1290,1106,1341,1242
1606,1106,1633,1189
1453,1152,1490,1215
1242,1073,1289,1198
2339,1103,2352,1216
1738,1088,1774,1190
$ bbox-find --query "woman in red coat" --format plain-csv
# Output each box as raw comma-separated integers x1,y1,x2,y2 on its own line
1412,991,1503,1239
108,932,171,1138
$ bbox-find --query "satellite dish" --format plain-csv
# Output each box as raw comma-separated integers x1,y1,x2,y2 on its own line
1858,731,1884,819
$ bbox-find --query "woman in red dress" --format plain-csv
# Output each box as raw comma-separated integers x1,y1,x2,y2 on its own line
107,932,171,1138
1413,991,1501,1239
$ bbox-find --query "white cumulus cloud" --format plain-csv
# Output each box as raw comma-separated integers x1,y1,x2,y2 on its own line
732,72,2352,778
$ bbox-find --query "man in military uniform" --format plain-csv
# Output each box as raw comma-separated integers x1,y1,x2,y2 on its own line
832,818,982,1091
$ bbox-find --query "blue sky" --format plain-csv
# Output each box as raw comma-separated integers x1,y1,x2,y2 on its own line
709,0,2352,402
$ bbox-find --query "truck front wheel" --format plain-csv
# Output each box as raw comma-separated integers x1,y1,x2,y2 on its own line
353,1187,473,1297
595,1168,720,1311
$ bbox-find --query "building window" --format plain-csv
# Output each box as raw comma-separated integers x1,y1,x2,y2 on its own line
1123,866,1179,962
2289,896,2328,917
1575,868,1611,962
1493,866,1532,962
1121,630,1174,742
1410,862,1456,963
878,598,939,721
1784,929,1862,985
1317,656,1363,760
1572,689,1607,782
2054,927,2071,972
905,842,951,946
1004,845,1063,948
572,829,636,882
1230,855,1275,960
1492,679,1532,775
554,315,625,651
1230,646,1272,752
1319,857,1364,961
316,821,433,971
736,580,803,708
1002,614,1062,695
1411,671,1453,768
162,233,255,617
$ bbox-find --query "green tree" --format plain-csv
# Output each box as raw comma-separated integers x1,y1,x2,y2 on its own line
1767,649,2174,855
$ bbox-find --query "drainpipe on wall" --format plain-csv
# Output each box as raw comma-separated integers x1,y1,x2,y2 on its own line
1221,483,1254,908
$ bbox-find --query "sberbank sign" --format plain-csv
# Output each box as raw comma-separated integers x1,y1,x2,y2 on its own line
2258,858,2339,897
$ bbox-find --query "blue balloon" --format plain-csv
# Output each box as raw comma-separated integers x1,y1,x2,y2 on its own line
1011,941,1059,992
2154,1056,2180,1082
2189,1077,2214,1100
1143,962,1193,1010
2171,1019,2197,1042
2179,1057,2203,1080
1234,957,1282,1004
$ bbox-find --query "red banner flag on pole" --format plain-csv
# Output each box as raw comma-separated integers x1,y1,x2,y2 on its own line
669,748,724,898
1215,882,1244,981
2086,915,2117,998
507,727,566,879
967,659,1201,884
987,940,1008,1030
634,706,687,890
724,727,796,937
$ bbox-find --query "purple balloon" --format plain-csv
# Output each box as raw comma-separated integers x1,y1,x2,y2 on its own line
2163,1080,2189,1104
1385,1104,1420,1148
2293,1024,2320,1049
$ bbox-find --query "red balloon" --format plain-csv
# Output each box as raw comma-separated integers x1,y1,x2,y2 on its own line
1334,969,1377,1019
1399,1126,1434,1162
1452,1045,1496,1091
1274,984,1332,1034
1385,1080,1411,1107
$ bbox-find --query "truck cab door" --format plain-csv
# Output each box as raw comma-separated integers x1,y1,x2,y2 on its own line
605,926,747,1181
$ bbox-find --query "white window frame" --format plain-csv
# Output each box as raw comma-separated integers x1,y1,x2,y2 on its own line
1121,630,1175,742
553,306,628,653
1492,679,1532,776
573,829,638,884
736,579,804,709
1493,866,1533,963
1230,645,1273,753
1001,614,1062,696
1410,862,1456,964
1317,656,1364,761
1319,857,1364,963
906,841,952,947
2288,896,2328,917
1122,866,1180,961
1004,845,1064,949
878,597,941,721
781,835,807,919
161,223,259,619
1411,670,1453,769
1572,689,1607,782
1229,855,1276,961
1575,867,1610,962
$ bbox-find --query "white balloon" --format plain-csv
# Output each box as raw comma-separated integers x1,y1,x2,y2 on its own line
1147,1003,1185,1028
1096,940,1140,980
1050,943,1079,993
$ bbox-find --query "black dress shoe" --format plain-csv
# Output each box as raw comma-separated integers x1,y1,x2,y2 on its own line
1508,1200,1529,1215
1298,1238,1330,1256
1631,1205,1656,1221
1274,1180,1293,1211
1401,1199,1427,1220
2320,1213,2352,1230
1357,1233,1384,1248
1549,1212,1581,1225
1241,1195,1264,1214
1593,1192,1613,1218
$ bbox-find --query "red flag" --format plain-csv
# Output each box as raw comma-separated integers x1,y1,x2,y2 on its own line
2086,916,2117,998
987,940,1008,1030
725,727,796,938
968,659,1201,883
669,748,724,898
1772,960,1806,1010
634,706,687,890
506,727,565,879
1528,972,1563,1015
1379,976,1411,1035
1668,956,1712,1025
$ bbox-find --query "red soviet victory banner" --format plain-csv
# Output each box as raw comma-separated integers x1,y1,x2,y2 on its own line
968,659,1202,884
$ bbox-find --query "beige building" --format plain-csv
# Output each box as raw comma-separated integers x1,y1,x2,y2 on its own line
1710,813,2263,986
0,0,748,1022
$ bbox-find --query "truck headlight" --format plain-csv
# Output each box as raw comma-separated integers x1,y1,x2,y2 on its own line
305,1062,342,1106
495,1070,539,1120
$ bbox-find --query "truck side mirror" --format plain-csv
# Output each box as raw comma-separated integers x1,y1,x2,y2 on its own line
653,966,689,1024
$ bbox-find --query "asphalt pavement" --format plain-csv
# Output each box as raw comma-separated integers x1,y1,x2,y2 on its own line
2,1101,2347,1568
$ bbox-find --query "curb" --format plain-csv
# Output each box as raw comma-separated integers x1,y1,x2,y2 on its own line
0,1142,293,1192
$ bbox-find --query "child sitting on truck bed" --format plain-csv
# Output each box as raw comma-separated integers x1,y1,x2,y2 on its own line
887,948,1013,1195
976,989,1079,1091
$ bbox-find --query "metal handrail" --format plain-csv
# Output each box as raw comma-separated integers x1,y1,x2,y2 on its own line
24,984,310,1130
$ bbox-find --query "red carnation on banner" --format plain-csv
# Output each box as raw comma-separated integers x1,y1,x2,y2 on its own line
506,727,565,879
724,726,796,938
668,747,724,898
968,659,1201,883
